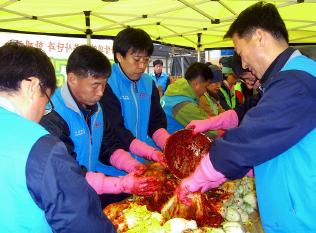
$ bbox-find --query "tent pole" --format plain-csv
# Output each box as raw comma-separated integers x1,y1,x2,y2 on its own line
197,49,201,62
84,11,92,46
181,56,184,77
197,32,201,62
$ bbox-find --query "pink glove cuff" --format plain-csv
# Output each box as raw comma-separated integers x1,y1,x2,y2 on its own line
152,128,170,150
85,172,122,195
110,149,144,173
246,169,254,177
129,138,155,159
191,155,226,192
200,155,226,180
218,109,239,129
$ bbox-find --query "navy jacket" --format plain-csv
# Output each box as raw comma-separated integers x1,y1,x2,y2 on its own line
211,47,316,177
26,135,115,232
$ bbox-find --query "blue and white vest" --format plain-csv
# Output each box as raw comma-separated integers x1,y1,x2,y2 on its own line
150,72,169,94
160,95,196,134
52,85,103,172
255,54,316,233
0,107,51,233
97,63,153,176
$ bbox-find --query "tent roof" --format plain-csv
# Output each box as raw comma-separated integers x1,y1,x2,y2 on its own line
1,0,316,49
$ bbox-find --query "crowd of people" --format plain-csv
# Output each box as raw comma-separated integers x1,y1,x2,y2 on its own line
1,1,315,233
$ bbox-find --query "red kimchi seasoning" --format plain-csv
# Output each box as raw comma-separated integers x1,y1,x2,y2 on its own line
164,129,212,179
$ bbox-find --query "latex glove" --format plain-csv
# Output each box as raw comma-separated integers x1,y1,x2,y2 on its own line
85,171,159,196
152,128,170,150
110,149,146,173
246,169,254,177
186,110,238,134
129,138,167,166
175,155,226,206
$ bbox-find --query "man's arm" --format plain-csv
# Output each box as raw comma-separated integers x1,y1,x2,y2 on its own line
211,70,316,179
99,85,135,150
174,101,219,138
39,111,77,159
26,135,115,233
99,117,124,165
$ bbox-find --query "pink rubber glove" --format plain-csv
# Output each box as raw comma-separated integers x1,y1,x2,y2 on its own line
186,110,239,134
246,169,254,177
110,149,146,173
85,171,160,196
175,155,226,206
129,139,167,166
152,128,170,150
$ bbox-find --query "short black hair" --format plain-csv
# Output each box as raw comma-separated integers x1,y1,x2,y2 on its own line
66,45,111,79
0,42,56,94
224,1,288,42
185,62,213,82
113,28,154,63
153,59,163,66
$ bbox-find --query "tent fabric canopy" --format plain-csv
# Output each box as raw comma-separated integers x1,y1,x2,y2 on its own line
0,0,316,49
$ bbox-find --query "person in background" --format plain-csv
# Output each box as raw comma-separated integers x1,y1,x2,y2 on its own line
150,59,170,96
40,45,159,207
177,2,316,232
0,42,115,232
199,64,225,117
231,52,261,117
218,56,240,110
99,28,170,177
160,62,223,139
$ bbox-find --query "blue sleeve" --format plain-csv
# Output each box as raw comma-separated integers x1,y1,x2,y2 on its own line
26,135,115,233
211,70,316,179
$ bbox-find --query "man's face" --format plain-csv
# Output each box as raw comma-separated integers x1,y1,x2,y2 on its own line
154,64,163,75
207,81,222,95
68,73,107,106
190,76,212,98
116,49,149,81
31,88,52,122
232,32,266,79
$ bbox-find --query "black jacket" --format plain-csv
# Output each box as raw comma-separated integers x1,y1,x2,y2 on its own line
99,81,167,150
40,108,122,168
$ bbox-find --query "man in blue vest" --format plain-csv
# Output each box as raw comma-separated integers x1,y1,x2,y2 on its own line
40,45,159,207
176,2,316,233
150,59,170,96
99,28,170,177
0,42,114,232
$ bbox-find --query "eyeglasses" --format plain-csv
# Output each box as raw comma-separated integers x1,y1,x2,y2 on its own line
25,78,54,115
39,83,54,115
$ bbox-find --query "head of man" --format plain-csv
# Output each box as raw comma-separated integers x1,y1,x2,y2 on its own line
224,1,289,79
153,59,163,75
0,42,56,122
66,45,111,107
113,28,153,81
185,62,214,98
207,65,223,96
232,53,258,89
221,56,238,87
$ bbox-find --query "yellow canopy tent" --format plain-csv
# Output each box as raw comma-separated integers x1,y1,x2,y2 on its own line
0,0,315,50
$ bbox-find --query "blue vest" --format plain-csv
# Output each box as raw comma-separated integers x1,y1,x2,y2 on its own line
150,72,169,94
255,55,316,233
97,63,153,176
0,108,51,233
52,85,103,172
160,95,196,134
